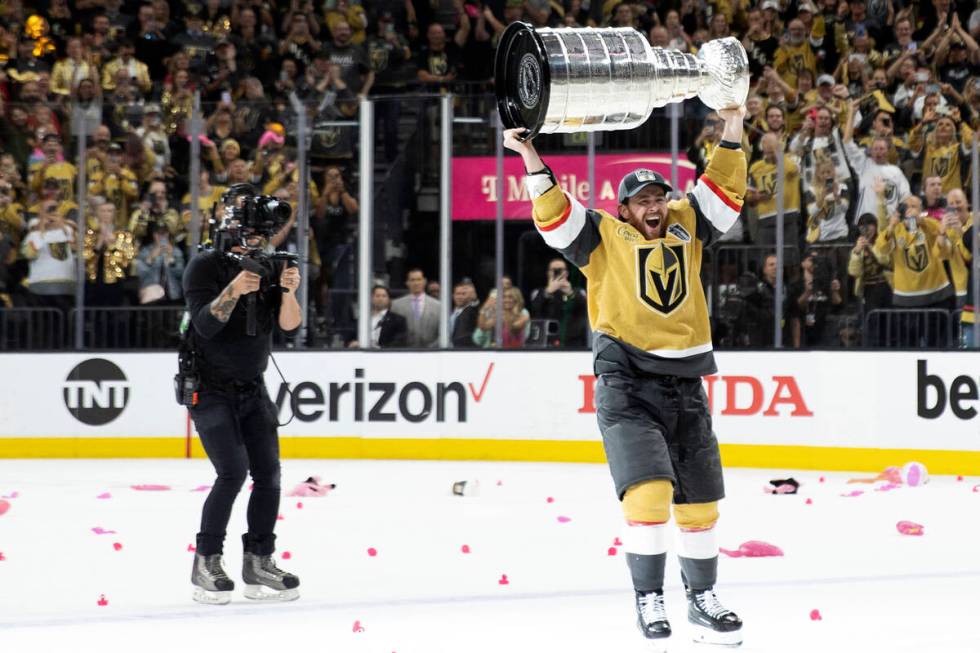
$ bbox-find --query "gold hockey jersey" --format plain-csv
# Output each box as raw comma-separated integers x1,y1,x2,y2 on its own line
531,146,746,378
874,217,953,307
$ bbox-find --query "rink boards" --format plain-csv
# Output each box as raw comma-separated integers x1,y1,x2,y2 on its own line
0,351,978,473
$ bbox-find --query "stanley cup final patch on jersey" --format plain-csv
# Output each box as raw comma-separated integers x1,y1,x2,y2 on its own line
636,242,689,315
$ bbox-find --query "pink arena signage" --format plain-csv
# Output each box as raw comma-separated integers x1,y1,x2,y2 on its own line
451,153,696,221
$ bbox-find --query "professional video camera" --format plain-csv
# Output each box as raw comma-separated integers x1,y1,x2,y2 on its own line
208,183,293,249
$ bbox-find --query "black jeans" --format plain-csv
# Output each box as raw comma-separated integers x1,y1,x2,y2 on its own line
190,382,281,556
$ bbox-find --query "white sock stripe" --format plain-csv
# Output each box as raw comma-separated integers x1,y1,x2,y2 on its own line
676,527,718,560
622,524,667,555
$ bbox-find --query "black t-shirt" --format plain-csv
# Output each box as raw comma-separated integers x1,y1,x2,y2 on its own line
365,34,412,89
233,33,279,81
182,249,295,384
415,43,463,87
327,42,371,93
940,60,977,93
745,35,778,78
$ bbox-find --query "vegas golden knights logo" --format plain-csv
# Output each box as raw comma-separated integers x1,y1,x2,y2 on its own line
932,154,951,179
49,242,70,261
904,241,928,272
637,243,688,314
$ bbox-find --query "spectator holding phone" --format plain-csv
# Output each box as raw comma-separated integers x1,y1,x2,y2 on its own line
908,105,974,194
529,257,589,348
842,99,911,221
936,189,973,307
473,287,530,349
848,208,893,318
21,201,77,313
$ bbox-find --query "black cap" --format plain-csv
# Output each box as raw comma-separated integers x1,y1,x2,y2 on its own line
617,169,673,204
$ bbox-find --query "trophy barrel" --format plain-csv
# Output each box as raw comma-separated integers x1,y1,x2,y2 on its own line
495,23,749,137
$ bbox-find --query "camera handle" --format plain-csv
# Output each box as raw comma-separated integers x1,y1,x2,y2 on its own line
234,255,266,337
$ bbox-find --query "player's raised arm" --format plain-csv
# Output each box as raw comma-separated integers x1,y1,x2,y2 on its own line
689,106,747,238
503,128,600,268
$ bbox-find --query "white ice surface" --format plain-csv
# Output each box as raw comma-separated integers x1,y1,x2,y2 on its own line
0,459,977,653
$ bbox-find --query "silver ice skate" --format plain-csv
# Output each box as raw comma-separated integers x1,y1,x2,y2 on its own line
242,552,300,601
191,553,234,605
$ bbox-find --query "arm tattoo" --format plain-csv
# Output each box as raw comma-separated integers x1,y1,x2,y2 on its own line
209,284,240,323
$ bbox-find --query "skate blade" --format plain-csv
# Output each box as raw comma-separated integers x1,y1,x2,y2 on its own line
243,584,300,602
192,588,231,605
691,624,742,647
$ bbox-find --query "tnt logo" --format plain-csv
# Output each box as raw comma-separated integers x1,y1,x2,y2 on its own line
63,359,130,426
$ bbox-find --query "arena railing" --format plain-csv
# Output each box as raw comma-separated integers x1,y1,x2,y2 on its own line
0,307,65,351
862,308,959,349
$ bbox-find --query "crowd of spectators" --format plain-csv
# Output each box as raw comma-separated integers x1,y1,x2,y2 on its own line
0,0,976,350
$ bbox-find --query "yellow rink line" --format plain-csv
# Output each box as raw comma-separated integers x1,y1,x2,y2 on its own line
2,437,980,474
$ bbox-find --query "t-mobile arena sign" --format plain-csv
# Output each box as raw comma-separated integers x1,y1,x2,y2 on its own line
451,153,696,221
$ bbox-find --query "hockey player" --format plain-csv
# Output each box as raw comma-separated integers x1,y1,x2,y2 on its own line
503,104,747,649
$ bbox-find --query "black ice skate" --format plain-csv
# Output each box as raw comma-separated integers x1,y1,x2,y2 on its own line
191,553,234,605
687,588,742,646
635,590,671,649
242,552,300,601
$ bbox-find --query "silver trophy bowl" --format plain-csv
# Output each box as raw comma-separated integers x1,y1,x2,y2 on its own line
495,22,749,139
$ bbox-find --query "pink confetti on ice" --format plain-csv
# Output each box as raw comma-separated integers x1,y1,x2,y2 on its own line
287,477,334,497
131,485,171,491
96,492,111,499
805,498,813,505
496,480,503,486
282,551,292,559
190,485,211,492
557,516,571,523
97,594,108,606
810,609,822,621
367,547,377,557
818,476,826,483
957,475,964,481
498,574,509,585
973,485,980,493
296,502,303,509
2,491,18,499
91,527,116,535
187,544,196,552
875,483,901,492
113,542,123,551
461,545,471,554
352,620,364,633
613,537,623,546
546,497,554,503
277,514,284,521
840,491,864,498
896,520,924,536
0,552,5,560
607,547,618,556
720,540,784,558
0,499,10,516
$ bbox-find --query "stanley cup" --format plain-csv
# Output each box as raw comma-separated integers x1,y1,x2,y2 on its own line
495,22,750,139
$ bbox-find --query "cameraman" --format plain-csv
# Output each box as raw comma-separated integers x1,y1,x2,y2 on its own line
788,248,843,348
182,183,301,605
